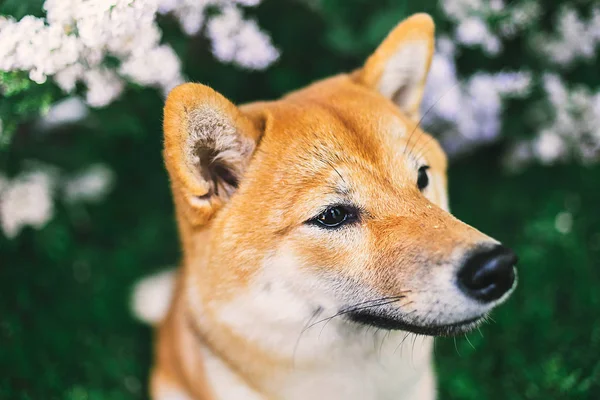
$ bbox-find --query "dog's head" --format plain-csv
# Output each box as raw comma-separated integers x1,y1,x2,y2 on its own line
163,14,517,342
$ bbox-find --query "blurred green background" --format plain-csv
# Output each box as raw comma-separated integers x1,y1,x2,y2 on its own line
1,0,600,399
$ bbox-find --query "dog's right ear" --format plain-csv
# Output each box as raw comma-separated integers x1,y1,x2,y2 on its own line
163,83,262,227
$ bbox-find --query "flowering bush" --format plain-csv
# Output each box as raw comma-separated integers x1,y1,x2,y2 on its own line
0,0,279,236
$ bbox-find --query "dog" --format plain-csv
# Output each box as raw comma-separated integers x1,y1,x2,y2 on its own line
132,13,518,400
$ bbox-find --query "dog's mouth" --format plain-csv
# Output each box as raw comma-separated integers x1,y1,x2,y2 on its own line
346,310,485,336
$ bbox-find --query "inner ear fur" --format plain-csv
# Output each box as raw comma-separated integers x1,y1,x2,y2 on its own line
353,13,435,120
163,83,262,227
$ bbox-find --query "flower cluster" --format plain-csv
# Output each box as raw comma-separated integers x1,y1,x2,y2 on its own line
421,38,532,156
441,0,541,55
156,0,279,68
0,0,278,107
535,6,600,66
0,164,114,238
0,169,55,239
207,5,279,69
421,0,600,166
506,75,600,168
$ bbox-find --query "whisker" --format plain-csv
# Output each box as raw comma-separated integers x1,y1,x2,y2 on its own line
404,81,461,159
454,336,462,357
394,332,412,355
464,333,475,350
411,134,438,163
411,333,418,367
324,158,347,187
310,295,407,333
292,306,323,365
477,326,484,338
378,330,391,360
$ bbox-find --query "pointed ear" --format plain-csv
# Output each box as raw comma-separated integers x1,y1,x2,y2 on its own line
353,13,435,120
163,83,262,226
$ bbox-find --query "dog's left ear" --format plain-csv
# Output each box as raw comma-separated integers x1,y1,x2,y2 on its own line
353,13,435,120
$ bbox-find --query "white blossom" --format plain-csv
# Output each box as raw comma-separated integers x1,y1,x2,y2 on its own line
499,2,541,38
0,170,55,238
207,6,280,69
0,163,117,239
38,96,89,129
422,49,531,155
82,67,125,108
158,0,210,35
554,211,573,235
120,45,183,94
533,131,566,164
0,15,80,84
441,0,540,56
54,64,85,93
541,75,600,163
536,7,600,66
456,16,501,55
63,164,115,203
507,75,600,167
427,0,600,166
158,0,267,35
0,0,276,108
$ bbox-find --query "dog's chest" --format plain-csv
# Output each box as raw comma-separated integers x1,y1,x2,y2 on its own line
261,333,435,400
200,331,434,400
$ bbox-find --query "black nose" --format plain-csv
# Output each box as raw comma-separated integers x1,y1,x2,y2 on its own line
458,245,518,302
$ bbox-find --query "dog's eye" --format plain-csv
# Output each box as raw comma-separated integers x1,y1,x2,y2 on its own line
417,166,430,191
311,206,356,228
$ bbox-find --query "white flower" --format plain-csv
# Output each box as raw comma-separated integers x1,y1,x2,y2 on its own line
436,35,456,57
500,2,541,38
492,72,532,97
422,51,531,155
39,96,89,129
158,0,211,35
533,131,566,164
442,0,487,21
0,170,55,238
120,45,184,94
82,67,125,108
554,211,573,235
207,6,279,69
63,164,115,203
1,0,277,108
456,17,501,55
460,74,502,140
53,64,84,93
421,52,461,124
0,15,81,84
508,75,600,166
442,0,540,56
537,6,600,66
234,0,262,6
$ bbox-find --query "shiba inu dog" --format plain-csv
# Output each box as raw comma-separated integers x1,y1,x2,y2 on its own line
132,13,518,400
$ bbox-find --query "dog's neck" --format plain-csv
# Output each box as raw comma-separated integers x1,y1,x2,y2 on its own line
191,321,436,400
171,231,436,400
